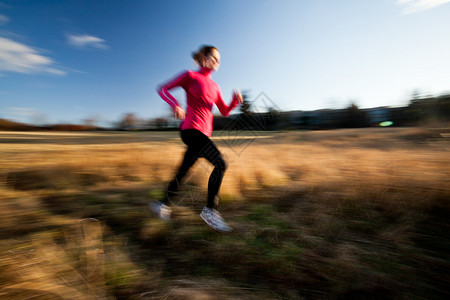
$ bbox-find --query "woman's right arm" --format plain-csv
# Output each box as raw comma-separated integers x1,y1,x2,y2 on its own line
157,71,190,110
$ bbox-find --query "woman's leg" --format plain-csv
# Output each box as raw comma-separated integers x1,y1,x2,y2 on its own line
163,146,198,204
196,136,231,232
200,141,227,208
162,130,201,204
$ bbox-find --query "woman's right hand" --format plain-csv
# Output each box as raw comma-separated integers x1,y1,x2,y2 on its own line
174,106,186,120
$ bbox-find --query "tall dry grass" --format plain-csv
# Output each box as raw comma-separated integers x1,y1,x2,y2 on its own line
3,128,447,198
0,128,449,299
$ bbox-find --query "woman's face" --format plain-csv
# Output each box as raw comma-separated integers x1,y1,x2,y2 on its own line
203,49,221,71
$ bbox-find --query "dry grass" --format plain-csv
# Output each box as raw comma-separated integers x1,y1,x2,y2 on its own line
0,128,449,299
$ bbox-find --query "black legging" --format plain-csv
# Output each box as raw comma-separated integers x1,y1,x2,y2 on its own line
163,129,227,208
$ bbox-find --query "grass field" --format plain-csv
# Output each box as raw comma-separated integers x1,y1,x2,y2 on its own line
0,128,449,299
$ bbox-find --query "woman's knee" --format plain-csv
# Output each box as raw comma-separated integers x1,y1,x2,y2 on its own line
214,156,227,171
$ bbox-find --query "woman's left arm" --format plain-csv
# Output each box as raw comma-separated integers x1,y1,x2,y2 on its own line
216,88,243,117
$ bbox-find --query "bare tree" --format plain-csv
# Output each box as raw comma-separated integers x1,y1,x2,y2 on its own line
119,113,138,130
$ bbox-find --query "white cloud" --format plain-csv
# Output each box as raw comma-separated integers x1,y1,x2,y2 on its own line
0,14,9,25
396,0,450,14
45,67,67,76
0,36,66,75
66,34,108,49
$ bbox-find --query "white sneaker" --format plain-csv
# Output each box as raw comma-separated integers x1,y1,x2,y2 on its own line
149,201,172,221
200,207,232,232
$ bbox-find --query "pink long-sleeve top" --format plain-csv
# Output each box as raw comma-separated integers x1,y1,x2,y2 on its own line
157,67,240,137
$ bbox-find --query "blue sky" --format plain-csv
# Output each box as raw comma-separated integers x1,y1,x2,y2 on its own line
1,0,450,126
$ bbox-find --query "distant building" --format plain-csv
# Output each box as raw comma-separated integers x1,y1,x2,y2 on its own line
363,107,391,126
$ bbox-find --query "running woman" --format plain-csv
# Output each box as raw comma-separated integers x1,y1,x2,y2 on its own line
150,45,243,232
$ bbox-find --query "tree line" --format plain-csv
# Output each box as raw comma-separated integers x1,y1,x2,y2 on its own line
3,91,447,132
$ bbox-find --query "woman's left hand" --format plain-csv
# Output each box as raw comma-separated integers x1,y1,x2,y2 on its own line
233,90,243,104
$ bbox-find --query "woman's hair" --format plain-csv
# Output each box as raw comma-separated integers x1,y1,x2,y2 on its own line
192,45,218,65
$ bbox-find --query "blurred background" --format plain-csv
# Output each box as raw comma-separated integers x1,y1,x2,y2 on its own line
1,1,449,299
